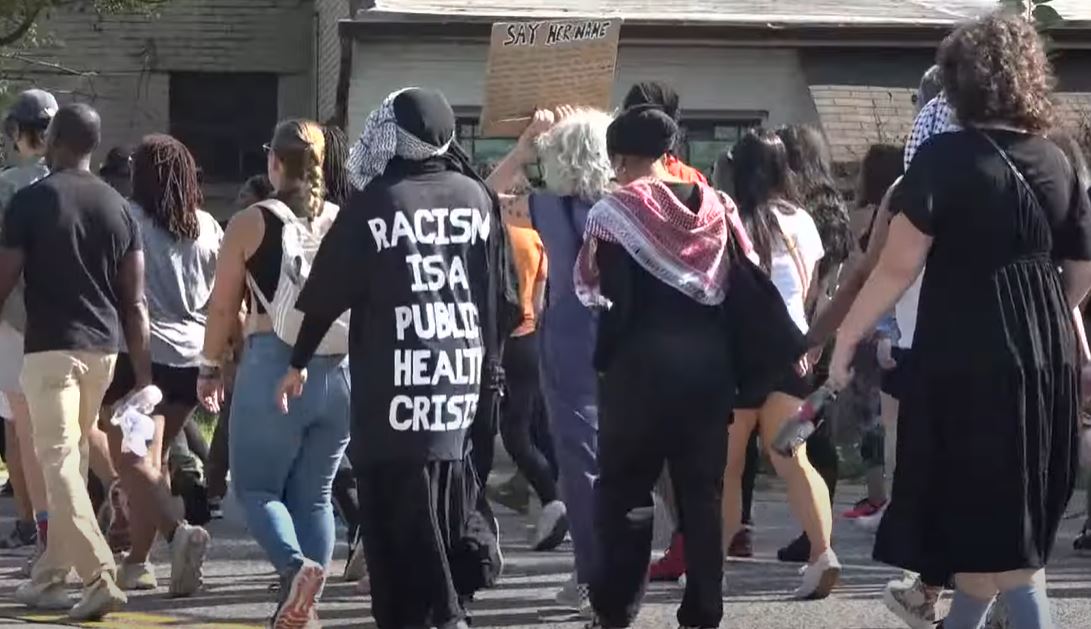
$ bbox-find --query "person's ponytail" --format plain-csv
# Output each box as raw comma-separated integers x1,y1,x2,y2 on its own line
270,119,327,220
303,141,325,219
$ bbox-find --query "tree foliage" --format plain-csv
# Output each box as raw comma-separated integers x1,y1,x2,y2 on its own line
1000,0,1064,28
0,0,164,47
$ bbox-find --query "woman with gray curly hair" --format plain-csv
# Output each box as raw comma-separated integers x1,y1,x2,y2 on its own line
828,11,1091,628
487,107,613,614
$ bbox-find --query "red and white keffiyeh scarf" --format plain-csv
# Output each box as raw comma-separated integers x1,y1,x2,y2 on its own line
575,178,750,308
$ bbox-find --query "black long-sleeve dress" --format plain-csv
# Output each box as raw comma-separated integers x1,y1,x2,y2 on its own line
874,129,1091,577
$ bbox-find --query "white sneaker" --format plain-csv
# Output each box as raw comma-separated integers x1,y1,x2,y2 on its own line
15,580,72,610
118,560,158,591
792,548,841,600
68,575,127,621
532,500,569,551
882,573,939,629
555,573,592,617
854,504,888,533
169,523,210,597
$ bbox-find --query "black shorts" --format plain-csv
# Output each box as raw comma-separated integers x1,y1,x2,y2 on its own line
879,347,913,401
102,354,199,408
736,368,812,410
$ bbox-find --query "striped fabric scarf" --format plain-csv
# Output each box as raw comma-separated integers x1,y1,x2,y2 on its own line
575,178,732,308
347,88,454,191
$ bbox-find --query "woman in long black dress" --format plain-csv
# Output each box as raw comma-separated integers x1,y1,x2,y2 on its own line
829,13,1091,629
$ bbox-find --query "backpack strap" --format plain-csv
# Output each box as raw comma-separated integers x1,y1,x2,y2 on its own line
244,199,304,312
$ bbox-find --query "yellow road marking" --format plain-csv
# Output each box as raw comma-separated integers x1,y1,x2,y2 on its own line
4,611,262,628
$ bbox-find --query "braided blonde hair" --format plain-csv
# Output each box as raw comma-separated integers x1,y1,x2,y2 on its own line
270,119,327,219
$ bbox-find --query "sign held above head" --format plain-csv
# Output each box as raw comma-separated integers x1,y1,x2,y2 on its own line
480,18,623,138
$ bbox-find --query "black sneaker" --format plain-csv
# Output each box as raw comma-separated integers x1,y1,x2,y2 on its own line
1075,527,1091,555
777,533,811,563
0,520,37,549
1,480,13,497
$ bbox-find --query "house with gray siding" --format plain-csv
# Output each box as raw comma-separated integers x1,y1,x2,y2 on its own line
339,0,1091,177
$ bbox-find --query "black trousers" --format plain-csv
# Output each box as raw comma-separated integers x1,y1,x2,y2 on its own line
499,332,558,504
592,350,731,628
358,460,468,629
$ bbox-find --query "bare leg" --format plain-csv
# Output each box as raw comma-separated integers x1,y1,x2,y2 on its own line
880,392,899,498
759,393,833,563
107,403,192,565
721,410,759,545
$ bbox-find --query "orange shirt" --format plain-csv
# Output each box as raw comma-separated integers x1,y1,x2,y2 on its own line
506,224,547,337
664,154,709,185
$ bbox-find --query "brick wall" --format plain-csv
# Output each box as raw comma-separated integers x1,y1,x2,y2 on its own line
1,0,334,213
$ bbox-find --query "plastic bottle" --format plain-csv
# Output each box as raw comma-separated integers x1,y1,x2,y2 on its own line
110,385,163,457
770,384,838,458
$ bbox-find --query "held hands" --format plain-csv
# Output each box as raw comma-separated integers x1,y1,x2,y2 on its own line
276,368,308,414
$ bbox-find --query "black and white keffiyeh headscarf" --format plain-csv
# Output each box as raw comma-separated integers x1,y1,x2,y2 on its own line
347,88,456,191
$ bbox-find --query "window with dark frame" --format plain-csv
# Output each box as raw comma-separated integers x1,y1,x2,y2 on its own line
169,73,279,183
456,113,763,183
678,117,763,179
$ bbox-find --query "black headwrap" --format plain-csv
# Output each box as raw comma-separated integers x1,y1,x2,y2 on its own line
622,82,681,121
607,105,679,159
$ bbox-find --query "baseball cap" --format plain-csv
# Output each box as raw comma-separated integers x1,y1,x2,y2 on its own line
6,89,59,125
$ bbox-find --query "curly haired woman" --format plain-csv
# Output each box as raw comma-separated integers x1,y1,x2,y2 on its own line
829,12,1091,629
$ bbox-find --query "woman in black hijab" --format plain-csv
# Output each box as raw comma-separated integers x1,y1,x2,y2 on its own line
279,87,518,629
579,106,802,629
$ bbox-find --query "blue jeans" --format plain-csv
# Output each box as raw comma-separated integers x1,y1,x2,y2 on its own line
230,333,350,575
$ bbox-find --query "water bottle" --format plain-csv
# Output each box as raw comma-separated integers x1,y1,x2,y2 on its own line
770,384,838,458
110,385,163,457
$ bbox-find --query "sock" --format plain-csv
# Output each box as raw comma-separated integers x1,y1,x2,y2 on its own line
34,511,48,546
999,584,1052,629
944,589,993,629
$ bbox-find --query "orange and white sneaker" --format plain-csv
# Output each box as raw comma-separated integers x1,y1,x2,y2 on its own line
272,559,325,629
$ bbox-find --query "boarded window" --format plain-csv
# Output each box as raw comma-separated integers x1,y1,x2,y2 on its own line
170,73,279,183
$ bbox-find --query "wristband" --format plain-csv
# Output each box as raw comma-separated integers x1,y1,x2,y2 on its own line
198,364,221,379
198,355,222,368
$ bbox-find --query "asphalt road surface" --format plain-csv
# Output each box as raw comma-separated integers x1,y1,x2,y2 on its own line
2,481,1090,628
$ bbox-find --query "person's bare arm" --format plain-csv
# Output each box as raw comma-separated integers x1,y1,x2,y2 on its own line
499,193,533,229
117,250,153,388
806,180,900,347
1062,260,1091,363
486,109,557,196
203,208,261,364
828,215,932,388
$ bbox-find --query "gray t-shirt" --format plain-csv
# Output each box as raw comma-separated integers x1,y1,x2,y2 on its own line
130,202,223,367
0,158,50,332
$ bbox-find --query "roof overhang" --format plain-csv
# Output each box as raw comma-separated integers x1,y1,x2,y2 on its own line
340,10,1091,48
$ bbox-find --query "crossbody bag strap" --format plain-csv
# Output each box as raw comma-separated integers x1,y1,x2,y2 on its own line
977,129,1047,216
770,203,812,298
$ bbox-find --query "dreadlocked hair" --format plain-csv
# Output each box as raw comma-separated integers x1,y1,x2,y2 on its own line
131,134,203,240
321,125,350,208
271,120,326,219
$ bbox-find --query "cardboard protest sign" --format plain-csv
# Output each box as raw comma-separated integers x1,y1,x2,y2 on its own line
479,19,622,137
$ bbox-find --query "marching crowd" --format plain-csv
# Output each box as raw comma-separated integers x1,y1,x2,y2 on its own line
0,9,1089,629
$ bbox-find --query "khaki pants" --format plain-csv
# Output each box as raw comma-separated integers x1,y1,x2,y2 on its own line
23,350,118,585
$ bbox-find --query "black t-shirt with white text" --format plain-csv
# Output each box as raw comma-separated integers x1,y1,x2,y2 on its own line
1,170,141,354
296,160,496,464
